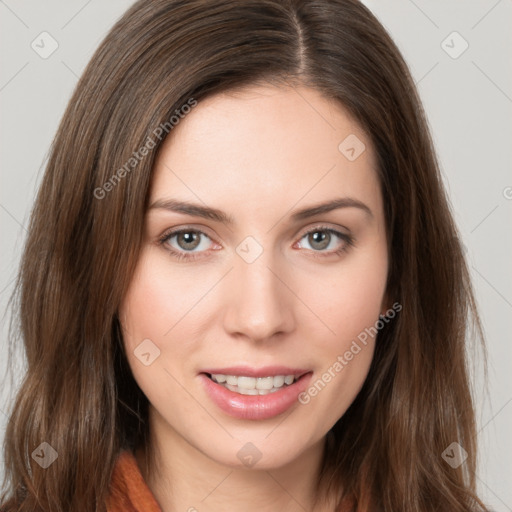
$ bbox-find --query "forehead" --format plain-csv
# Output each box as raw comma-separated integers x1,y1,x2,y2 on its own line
149,84,382,221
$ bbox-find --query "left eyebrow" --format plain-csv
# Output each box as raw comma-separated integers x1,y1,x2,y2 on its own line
290,197,373,221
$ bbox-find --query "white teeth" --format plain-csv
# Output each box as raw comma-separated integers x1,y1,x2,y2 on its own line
210,373,298,394
225,384,259,395
226,375,238,385
239,387,259,395
273,375,285,388
256,376,274,390
237,376,256,389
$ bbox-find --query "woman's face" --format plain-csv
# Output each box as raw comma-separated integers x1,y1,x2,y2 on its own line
119,84,389,469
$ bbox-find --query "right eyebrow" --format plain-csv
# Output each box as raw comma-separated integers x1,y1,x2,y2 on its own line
148,198,235,224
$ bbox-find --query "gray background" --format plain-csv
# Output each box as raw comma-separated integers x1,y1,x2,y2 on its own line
1,0,511,509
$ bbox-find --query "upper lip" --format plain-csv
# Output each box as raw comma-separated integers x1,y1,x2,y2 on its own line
201,366,311,378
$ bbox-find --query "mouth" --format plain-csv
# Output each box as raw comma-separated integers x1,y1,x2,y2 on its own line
199,367,313,420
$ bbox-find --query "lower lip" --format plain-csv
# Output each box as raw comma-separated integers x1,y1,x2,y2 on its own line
199,372,313,420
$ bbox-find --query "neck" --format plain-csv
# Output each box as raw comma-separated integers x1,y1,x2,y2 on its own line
135,409,338,512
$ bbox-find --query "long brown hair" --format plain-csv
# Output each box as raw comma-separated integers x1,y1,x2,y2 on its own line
1,0,491,510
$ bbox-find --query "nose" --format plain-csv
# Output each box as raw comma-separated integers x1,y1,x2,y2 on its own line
222,249,296,343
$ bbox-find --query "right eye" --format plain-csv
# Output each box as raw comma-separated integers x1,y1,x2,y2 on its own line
158,228,220,261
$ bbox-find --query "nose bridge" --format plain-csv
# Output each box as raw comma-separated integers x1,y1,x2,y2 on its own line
222,240,294,340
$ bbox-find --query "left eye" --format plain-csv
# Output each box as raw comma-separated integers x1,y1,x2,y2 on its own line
296,228,349,252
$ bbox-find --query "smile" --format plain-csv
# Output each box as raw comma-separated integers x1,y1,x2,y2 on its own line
199,367,313,420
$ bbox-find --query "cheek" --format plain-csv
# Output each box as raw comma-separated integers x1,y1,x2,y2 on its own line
294,244,387,422
298,341,375,436
297,277,382,430
119,249,193,349
117,261,201,434
117,251,191,384
307,242,388,349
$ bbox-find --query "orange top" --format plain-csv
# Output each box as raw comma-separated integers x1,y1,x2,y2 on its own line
106,450,162,512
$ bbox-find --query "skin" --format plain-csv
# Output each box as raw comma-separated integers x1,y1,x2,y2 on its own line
118,83,389,512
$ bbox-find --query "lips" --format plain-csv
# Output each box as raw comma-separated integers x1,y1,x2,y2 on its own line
199,366,313,420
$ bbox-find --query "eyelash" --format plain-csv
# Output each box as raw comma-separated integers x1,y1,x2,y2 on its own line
157,225,355,262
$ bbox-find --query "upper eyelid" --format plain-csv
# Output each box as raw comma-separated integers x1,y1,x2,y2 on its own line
161,225,217,244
